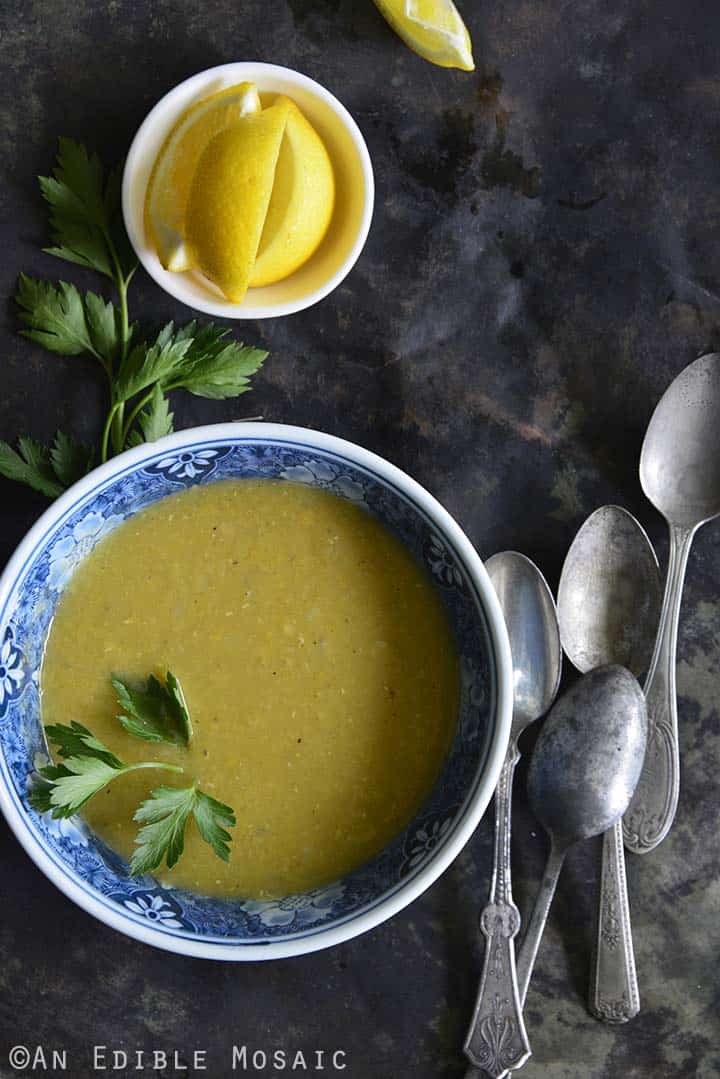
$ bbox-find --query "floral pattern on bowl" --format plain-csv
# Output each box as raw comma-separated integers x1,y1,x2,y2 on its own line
47,511,124,592
0,627,25,719
0,426,504,959
118,890,192,931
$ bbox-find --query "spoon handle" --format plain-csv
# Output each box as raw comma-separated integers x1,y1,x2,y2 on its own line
464,746,531,1078
515,841,566,1007
589,821,640,1022
623,523,694,854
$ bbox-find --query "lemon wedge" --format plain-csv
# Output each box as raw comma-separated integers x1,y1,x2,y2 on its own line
249,97,335,288
186,100,291,304
145,82,261,272
373,0,474,71
148,84,337,303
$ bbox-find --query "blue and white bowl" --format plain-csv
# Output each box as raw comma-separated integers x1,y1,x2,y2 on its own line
0,424,511,960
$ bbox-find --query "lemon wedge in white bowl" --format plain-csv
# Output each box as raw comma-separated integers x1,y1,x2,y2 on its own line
123,63,374,319
145,81,261,274
250,99,336,289
184,98,292,304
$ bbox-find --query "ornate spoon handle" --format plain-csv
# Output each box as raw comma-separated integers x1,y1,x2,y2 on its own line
623,523,694,854
464,746,531,1078
590,821,640,1022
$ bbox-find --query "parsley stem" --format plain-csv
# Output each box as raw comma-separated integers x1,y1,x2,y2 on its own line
105,231,132,456
121,388,154,445
100,403,119,464
111,404,126,455
83,760,185,803
110,285,128,454
105,236,130,354
123,762,184,777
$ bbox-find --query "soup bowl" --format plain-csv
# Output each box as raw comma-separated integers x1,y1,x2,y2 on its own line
0,423,511,960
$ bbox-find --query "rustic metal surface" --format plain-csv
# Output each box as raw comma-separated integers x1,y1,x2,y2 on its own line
0,1,719,1076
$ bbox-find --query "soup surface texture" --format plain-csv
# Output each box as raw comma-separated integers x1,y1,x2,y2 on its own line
41,480,459,897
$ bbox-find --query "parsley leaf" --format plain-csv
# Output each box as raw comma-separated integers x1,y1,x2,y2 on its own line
39,138,113,278
113,670,192,746
17,276,98,357
44,720,123,766
31,756,127,817
0,438,63,498
115,329,193,403
0,431,92,496
192,788,237,862
26,765,64,814
84,290,119,362
130,784,236,875
130,785,195,873
15,277,119,375
166,323,268,399
49,430,94,487
126,384,174,447
29,720,183,819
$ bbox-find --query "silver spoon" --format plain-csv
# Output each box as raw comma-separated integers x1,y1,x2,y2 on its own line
464,553,561,1078
558,506,661,1023
624,352,720,854
515,666,648,1010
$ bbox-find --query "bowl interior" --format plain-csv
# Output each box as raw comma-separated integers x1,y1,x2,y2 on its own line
0,431,497,952
122,63,374,319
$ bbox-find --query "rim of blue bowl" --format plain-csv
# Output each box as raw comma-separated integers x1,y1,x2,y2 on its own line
0,423,512,960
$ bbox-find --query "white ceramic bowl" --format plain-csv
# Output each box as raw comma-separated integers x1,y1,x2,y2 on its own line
0,424,511,959
122,63,375,319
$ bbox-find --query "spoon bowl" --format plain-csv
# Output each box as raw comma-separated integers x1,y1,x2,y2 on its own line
487,552,562,731
640,353,720,527
528,666,648,843
558,505,662,677
516,665,648,1005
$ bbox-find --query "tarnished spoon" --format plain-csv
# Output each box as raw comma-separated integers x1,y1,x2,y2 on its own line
464,553,561,1078
515,666,648,1009
558,506,661,1022
624,353,720,854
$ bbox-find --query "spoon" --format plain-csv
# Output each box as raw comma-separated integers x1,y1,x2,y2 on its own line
624,352,720,854
464,552,561,1078
515,666,647,1010
558,506,661,1022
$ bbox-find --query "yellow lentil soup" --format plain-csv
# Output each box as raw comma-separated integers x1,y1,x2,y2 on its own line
40,480,459,898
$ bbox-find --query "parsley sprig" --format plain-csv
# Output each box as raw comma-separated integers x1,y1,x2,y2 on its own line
1,139,268,497
131,784,235,876
31,672,236,876
113,670,192,746
28,720,184,819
